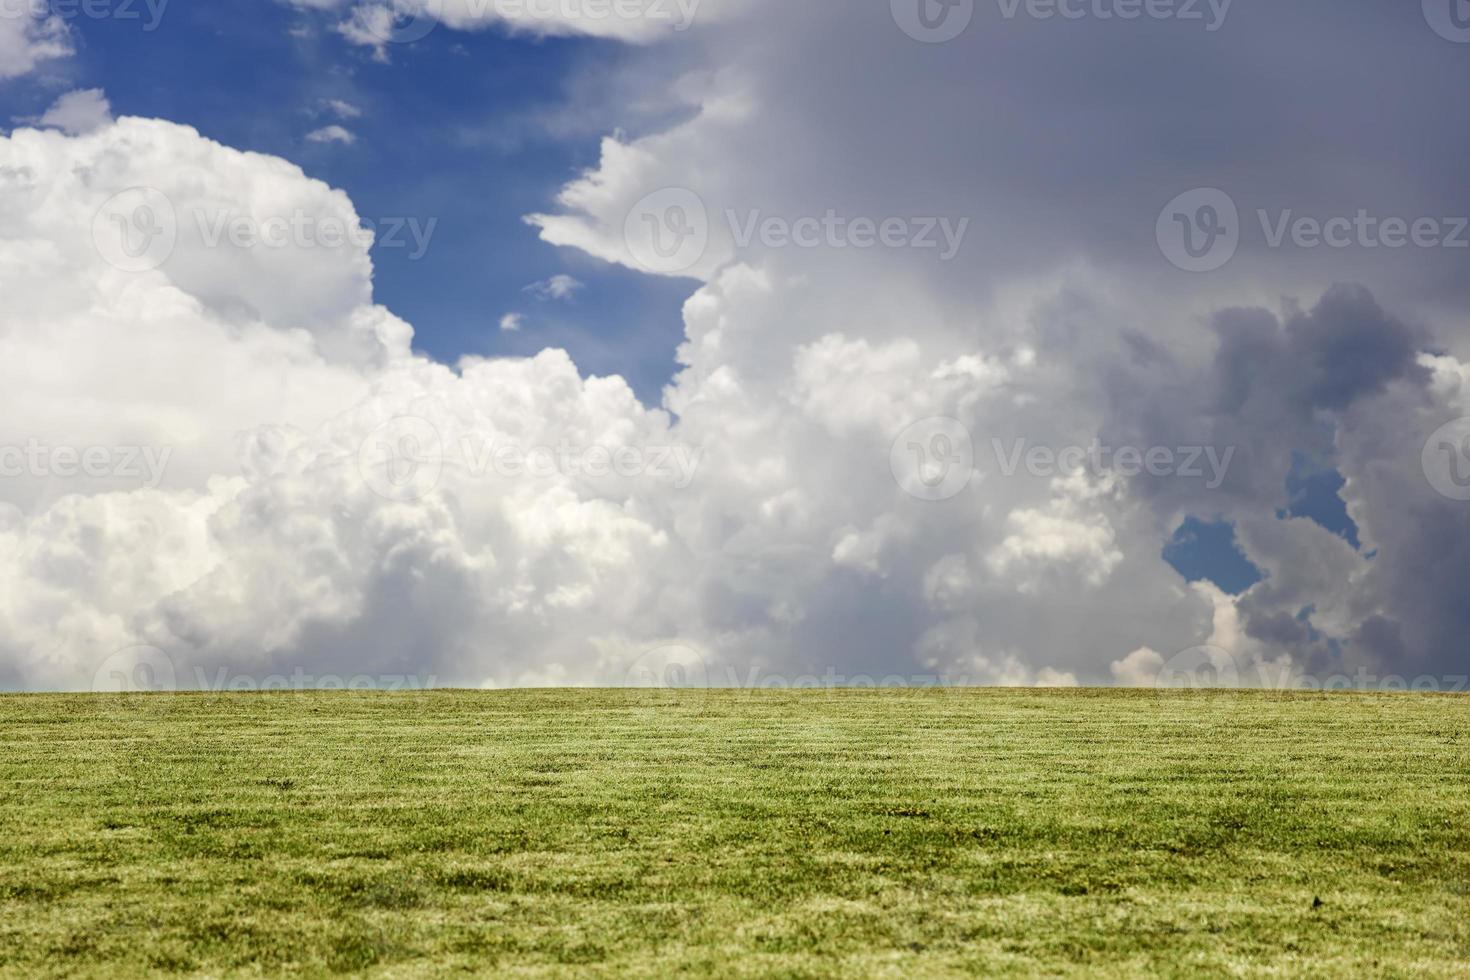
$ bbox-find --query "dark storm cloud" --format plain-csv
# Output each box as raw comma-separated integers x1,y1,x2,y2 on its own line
1211,285,1428,417
1342,490,1470,678
1092,285,1429,523
708,0,1470,326
1090,281,1467,679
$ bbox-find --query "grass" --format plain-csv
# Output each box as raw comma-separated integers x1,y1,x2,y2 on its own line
0,689,1467,978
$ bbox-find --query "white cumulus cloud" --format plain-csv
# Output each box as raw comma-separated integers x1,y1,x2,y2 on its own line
30,88,112,135
306,124,357,145
0,2,70,79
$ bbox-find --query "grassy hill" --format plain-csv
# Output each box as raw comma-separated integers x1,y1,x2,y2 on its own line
1,689,1467,977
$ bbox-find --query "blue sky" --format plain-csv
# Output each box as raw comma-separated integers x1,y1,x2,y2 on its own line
1,1,692,399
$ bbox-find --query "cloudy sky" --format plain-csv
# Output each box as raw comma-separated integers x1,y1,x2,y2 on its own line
1,0,1468,692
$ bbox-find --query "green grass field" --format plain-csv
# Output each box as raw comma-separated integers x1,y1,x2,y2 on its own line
1,689,1467,978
